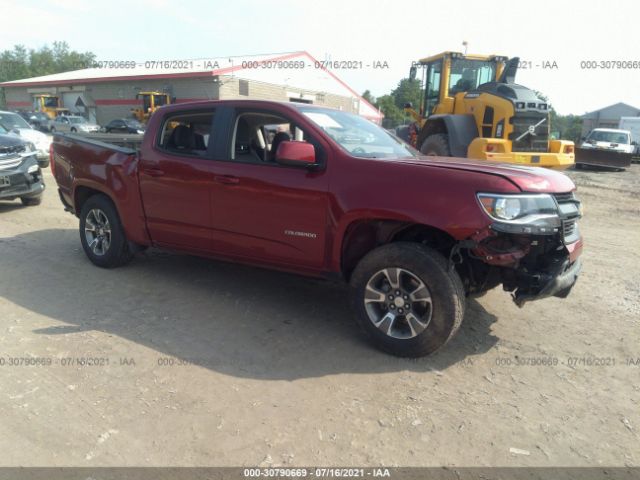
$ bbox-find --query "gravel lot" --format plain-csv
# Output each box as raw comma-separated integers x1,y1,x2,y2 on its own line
0,165,638,467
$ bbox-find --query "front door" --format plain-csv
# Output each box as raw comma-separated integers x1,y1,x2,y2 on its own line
209,106,330,271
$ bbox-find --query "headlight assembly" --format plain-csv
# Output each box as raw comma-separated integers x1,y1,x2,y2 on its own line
477,193,561,234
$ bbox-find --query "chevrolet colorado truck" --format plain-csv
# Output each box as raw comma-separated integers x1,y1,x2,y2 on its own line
51,100,583,357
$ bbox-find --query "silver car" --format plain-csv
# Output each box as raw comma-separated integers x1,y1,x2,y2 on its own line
50,115,100,134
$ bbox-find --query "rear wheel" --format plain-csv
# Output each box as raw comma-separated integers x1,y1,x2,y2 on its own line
70,127,77,133
421,133,451,156
79,194,134,268
350,242,465,357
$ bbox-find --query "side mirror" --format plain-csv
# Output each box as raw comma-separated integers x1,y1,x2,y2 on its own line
632,141,638,146
275,141,317,168
409,65,417,81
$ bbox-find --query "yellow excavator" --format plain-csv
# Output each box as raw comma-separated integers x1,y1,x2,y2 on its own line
132,91,172,123
33,94,68,119
404,52,574,169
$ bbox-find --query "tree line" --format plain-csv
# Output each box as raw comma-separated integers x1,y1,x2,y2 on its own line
0,42,95,107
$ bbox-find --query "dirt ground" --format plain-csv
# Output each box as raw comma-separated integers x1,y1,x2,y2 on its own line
0,164,638,467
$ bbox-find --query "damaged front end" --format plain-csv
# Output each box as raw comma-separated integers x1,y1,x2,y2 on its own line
454,191,583,307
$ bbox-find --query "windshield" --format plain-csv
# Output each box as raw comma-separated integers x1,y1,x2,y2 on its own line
42,97,59,108
69,117,87,124
0,112,32,130
587,130,630,144
300,108,418,159
448,58,496,95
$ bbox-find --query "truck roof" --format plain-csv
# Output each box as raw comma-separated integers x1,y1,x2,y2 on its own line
158,99,342,114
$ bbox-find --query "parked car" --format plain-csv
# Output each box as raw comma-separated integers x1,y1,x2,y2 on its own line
50,100,583,357
49,115,100,134
0,110,51,168
104,118,145,134
16,111,51,132
0,133,44,206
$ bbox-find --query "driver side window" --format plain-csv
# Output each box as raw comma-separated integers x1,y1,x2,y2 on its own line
231,111,316,164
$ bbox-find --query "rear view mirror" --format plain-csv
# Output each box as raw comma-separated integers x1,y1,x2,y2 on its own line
275,141,317,168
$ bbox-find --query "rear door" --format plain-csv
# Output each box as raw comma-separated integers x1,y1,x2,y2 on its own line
208,105,331,271
138,107,219,252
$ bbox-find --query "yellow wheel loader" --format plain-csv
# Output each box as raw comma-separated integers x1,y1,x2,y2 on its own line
33,94,66,119
405,52,574,169
131,92,172,123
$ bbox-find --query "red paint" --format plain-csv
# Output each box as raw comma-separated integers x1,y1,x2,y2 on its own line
6,101,31,107
52,99,582,279
95,99,142,106
276,141,316,163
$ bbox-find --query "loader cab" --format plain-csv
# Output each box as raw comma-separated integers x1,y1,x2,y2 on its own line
133,92,172,123
412,53,506,119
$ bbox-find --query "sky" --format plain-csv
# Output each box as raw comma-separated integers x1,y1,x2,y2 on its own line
1,0,639,115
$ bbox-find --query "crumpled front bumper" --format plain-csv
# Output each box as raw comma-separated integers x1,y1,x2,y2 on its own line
512,257,582,307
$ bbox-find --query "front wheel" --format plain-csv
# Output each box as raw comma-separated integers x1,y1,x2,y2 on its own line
21,196,42,206
420,133,451,156
350,242,465,357
79,194,134,268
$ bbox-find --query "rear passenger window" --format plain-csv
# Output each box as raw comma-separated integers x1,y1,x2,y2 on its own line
158,111,214,157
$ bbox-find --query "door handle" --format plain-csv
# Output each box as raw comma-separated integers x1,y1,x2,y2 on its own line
214,175,240,185
142,168,165,177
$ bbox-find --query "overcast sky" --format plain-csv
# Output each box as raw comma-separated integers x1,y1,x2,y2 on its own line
1,0,638,115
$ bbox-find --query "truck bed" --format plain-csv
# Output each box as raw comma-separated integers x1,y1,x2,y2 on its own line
51,132,150,245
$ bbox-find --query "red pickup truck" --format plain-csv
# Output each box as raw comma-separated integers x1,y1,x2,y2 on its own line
51,100,583,357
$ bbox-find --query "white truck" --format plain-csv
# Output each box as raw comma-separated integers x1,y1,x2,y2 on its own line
618,117,640,155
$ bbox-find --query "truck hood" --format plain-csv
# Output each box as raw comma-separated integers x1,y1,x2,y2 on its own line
393,156,576,193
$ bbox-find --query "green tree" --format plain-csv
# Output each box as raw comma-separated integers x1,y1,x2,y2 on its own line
0,42,95,107
361,90,376,105
391,78,422,111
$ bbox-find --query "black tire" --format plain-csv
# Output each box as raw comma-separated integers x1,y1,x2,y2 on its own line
38,159,50,169
79,194,134,268
70,127,77,133
20,196,42,206
421,133,451,156
350,242,465,357
50,127,56,133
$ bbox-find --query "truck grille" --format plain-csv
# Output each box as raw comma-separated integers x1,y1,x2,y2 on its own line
510,113,549,152
563,219,577,238
554,192,580,242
